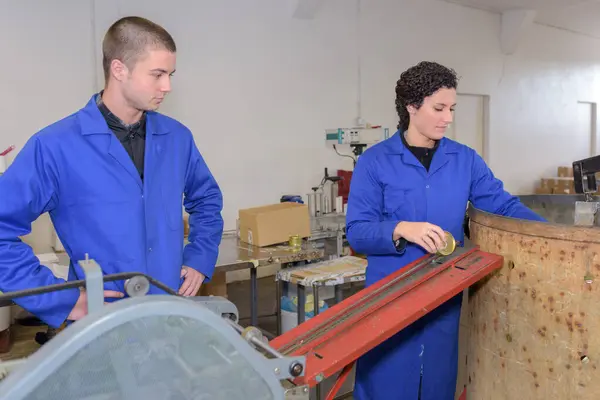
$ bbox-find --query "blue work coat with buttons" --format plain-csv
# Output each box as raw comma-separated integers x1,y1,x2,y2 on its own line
0,95,224,329
346,131,546,400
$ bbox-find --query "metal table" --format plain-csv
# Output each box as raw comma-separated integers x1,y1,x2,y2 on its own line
211,233,325,328
275,256,367,334
274,255,367,400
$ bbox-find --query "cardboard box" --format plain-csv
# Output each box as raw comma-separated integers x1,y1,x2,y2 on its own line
535,187,553,194
183,214,190,237
238,202,311,247
540,177,575,194
557,166,573,178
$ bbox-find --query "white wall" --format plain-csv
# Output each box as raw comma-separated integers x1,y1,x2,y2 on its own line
0,0,96,252
3,0,600,251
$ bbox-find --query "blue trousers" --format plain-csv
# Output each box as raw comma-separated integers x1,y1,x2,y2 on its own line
353,292,463,400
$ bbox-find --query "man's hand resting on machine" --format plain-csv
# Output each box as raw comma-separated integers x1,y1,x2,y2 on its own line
179,266,205,297
67,289,124,321
393,221,447,254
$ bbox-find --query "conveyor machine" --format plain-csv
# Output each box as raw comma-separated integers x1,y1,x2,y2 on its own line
0,244,503,400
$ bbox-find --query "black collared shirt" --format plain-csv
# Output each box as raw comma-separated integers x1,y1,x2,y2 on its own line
401,132,439,171
96,94,147,180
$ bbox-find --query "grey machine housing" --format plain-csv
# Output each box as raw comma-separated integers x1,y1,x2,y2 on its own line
0,258,307,400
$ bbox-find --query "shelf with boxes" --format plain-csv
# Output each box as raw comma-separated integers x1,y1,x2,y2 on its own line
535,166,600,195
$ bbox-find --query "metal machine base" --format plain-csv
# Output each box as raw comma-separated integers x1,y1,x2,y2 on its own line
574,200,600,226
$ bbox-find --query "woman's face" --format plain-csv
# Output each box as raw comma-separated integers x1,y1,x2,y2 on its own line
408,87,456,140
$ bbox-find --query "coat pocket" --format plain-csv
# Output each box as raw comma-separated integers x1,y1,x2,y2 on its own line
161,187,184,231
383,189,416,221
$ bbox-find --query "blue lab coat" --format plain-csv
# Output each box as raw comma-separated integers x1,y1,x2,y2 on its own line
0,95,224,328
346,131,545,400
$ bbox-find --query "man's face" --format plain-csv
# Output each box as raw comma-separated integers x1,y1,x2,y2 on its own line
115,48,176,112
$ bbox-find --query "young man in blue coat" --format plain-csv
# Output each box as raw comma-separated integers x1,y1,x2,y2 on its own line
346,61,546,400
0,17,224,328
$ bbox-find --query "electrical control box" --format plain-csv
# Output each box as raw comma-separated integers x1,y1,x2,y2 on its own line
325,127,389,147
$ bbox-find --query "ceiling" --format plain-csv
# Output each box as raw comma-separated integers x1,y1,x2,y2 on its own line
442,0,600,38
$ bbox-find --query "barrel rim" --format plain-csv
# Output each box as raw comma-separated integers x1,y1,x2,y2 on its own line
467,202,600,243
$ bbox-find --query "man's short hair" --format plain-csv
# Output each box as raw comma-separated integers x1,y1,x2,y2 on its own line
102,16,176,81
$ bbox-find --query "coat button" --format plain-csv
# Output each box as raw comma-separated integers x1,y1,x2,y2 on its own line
426,185,430,189
148,248,153,252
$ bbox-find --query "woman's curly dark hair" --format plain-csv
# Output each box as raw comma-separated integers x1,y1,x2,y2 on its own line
395,61,458,131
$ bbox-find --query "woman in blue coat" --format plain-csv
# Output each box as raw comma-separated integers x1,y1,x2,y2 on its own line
346,61,546,400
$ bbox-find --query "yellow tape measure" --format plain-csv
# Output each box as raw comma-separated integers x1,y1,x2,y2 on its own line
437,231,456,256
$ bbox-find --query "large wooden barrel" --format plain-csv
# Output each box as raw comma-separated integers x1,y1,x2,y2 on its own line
465,195,600,400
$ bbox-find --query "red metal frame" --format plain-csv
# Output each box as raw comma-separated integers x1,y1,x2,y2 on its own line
271,246,503,391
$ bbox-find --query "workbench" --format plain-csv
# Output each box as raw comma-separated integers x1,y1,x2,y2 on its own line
211,233,325,328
